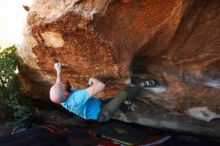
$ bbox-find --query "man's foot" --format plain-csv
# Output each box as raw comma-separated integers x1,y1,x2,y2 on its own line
140,79,157,88
130,76,158,87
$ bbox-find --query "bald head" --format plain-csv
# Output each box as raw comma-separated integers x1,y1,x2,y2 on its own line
50,84,66,104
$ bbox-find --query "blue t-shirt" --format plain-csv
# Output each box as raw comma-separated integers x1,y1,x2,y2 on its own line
61,88,101,120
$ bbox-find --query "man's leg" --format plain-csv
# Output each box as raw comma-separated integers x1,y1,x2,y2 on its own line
97,86,142,122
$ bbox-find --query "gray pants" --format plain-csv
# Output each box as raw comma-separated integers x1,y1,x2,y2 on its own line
97,86,142,122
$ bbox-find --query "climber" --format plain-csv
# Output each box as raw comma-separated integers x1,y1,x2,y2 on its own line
49,61,155,122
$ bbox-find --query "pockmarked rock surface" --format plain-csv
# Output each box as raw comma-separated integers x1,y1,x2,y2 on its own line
18,0,220,136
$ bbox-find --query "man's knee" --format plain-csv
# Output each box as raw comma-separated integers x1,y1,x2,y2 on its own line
97,108,112,122
124,86,142,100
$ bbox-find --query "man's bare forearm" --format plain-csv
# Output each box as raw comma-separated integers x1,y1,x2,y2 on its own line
56,72,62,84
54,61,62,84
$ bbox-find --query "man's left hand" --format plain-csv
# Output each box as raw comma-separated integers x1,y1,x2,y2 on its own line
54,61,62,74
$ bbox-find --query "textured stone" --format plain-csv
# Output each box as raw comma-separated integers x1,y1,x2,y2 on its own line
18,0,220,136
40,32,64,48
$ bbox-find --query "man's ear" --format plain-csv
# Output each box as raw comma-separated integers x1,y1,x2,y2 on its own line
63,90,70,96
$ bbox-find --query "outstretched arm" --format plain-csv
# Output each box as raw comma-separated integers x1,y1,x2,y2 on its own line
50,61,65,103
54,61,62,84
87,77,105,98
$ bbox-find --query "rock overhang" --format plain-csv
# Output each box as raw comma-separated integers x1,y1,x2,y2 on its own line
18,0,220,137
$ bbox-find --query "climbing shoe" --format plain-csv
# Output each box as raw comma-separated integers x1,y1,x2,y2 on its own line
140,80,157,88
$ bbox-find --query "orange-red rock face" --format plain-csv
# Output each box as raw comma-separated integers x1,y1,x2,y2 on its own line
19,0,220,136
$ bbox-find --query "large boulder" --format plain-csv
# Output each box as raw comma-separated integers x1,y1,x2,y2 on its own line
18,0,220,136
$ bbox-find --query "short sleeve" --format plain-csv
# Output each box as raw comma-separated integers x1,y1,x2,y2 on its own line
69,89,90,105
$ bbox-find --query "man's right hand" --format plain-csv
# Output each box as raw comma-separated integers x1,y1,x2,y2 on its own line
54,61,62,74
87,77,105,97
88,77,95,85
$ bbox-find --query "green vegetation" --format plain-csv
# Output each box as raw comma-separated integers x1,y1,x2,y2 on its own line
0,45,31,119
